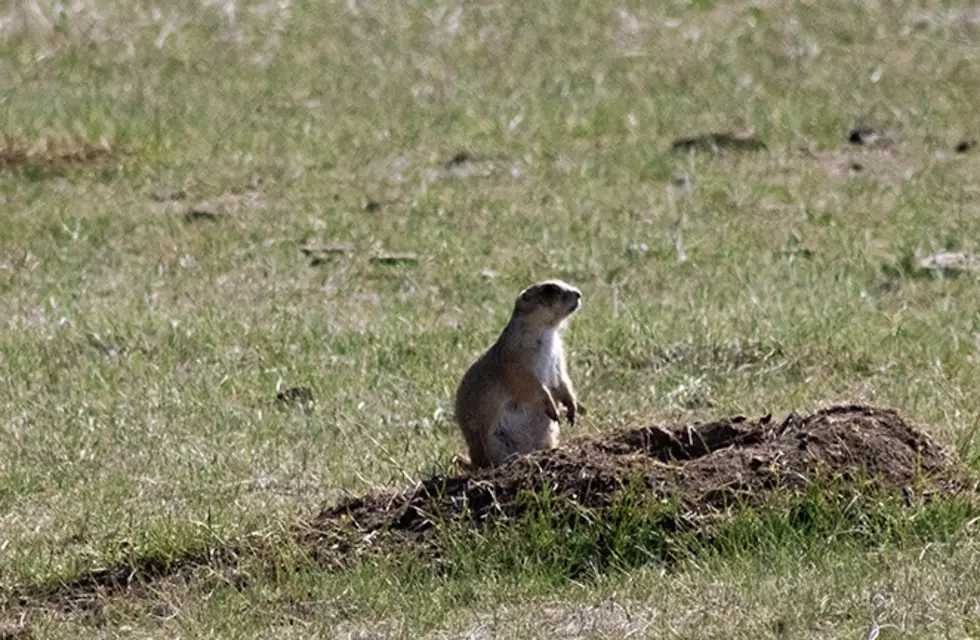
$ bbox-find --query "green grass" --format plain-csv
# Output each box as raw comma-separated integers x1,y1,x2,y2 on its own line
15,479,980,638
436,481,979,585
18,482,980,638
3,0,980,636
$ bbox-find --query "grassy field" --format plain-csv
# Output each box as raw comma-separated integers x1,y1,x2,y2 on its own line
2,0,980,636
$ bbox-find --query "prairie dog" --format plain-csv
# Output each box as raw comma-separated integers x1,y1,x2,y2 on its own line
454,280,582,469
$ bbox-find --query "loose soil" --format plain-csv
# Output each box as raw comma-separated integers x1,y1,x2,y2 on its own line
7,405,967,613
306,405,958,561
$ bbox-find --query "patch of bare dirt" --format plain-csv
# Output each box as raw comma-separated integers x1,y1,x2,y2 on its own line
6,405,966,614
0,144,119,178
804,145,926,182
4,546,243,621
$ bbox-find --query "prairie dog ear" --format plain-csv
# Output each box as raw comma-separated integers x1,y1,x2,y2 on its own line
514,289,532,311
514,286,539,315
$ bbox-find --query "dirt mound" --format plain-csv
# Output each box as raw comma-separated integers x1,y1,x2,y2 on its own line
10,405,963,612
308,405,956,558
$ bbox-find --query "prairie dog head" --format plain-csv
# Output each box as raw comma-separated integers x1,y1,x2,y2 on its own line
513,279,582,328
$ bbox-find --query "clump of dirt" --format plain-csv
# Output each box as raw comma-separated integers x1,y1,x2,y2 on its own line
306,405,957,560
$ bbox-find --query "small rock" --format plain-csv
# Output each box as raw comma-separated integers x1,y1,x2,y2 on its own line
848,127,895,146
628,243,649,258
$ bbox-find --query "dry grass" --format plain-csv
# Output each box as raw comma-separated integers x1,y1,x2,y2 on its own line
2,0,980,636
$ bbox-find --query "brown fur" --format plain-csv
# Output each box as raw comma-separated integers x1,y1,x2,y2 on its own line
454,280,581,469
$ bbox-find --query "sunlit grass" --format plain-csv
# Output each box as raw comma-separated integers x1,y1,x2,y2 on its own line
3,0,980,636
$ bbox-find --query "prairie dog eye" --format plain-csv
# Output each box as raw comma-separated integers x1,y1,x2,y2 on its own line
541,284,560,296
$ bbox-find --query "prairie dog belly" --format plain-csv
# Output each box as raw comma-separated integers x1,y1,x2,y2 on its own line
485,400,560,463
533,329,562,387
